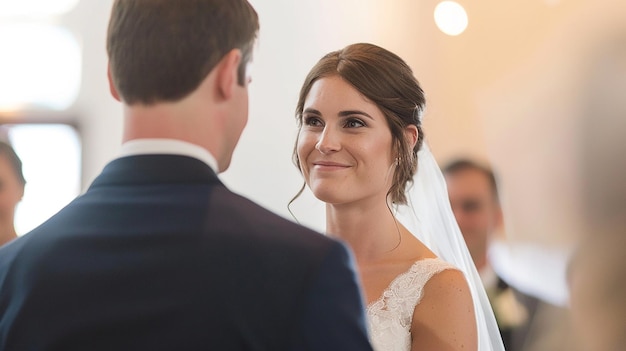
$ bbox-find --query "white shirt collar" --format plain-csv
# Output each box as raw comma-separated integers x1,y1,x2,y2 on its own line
119,139,218,173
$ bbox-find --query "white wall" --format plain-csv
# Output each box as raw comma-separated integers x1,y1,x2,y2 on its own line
62,0,122,189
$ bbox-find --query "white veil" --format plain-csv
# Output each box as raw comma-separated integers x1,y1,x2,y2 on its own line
394,143,505,351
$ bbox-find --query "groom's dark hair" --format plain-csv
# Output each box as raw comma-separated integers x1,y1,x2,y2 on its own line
106,0,259,105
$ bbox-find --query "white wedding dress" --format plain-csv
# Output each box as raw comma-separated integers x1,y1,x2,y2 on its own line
366,258,458,351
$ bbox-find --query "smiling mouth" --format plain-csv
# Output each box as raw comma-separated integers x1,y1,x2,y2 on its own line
312,162,351,171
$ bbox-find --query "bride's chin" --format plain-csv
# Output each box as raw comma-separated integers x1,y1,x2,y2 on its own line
311,190,348,205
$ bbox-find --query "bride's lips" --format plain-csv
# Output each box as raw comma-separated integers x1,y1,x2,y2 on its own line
312,161,351,171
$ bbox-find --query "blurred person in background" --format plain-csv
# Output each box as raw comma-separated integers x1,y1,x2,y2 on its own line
0,141,25,246
443,159,571,351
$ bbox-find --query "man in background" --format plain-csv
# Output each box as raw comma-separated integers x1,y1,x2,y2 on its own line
443,159,569,351
0,1,372,350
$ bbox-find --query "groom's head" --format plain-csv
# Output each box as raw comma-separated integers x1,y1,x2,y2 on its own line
106,0,258,106
105,0,259,172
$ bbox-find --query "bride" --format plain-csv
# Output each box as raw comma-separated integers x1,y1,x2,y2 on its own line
291,43,504,351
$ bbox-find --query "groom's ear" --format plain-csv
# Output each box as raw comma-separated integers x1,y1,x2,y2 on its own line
214,49,242,101
107,63,121,102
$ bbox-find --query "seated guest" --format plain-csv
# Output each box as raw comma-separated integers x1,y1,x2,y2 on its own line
0,141,25,246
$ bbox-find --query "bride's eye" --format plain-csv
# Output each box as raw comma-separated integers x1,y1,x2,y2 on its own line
303,116,323,127
344,118,365,128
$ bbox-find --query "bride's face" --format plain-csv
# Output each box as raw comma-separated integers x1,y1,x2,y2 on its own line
297,75,395,206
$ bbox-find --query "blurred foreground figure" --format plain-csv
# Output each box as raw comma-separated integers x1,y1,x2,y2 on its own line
444,159,570,351
568,34,626,351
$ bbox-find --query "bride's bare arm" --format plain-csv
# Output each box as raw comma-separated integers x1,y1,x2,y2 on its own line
410,269,478,351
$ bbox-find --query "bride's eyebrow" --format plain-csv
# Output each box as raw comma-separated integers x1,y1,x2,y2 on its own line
303,108,322,116
339,110,374,120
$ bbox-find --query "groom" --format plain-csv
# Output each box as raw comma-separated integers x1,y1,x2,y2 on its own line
0,1,372,350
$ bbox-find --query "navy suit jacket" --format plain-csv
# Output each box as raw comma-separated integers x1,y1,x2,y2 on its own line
0,155,373,351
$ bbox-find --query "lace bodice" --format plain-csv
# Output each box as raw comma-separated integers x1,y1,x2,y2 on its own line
366,258,458,351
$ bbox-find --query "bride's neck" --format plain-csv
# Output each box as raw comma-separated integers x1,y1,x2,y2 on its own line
325,201,400,262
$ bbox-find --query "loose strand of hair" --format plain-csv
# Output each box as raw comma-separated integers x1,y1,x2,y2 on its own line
287,182,307,224
385,192,403,253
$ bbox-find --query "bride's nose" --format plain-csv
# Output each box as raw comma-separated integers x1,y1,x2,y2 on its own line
315,127,341,154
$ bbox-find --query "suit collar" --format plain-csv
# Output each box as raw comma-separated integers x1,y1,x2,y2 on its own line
89,154,221,188
120,139,219,173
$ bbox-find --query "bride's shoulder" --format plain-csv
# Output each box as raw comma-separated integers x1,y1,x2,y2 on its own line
410,258,469,301
418,264,469,296
410,266,477,349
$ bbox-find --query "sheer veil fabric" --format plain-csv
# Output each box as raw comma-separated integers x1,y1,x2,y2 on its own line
394,143,505,351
